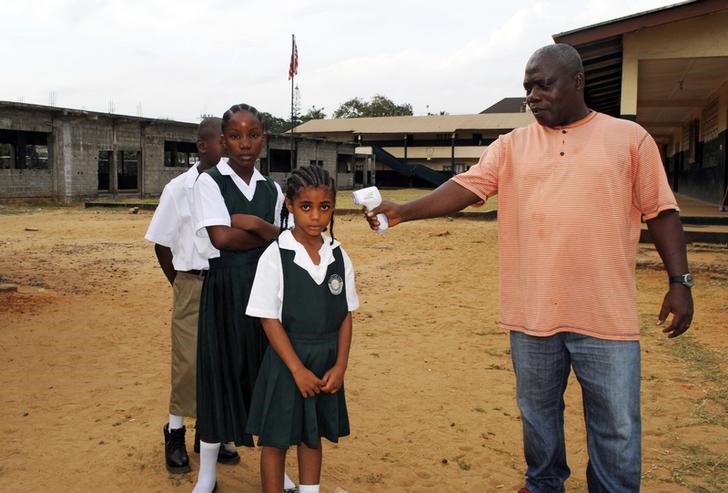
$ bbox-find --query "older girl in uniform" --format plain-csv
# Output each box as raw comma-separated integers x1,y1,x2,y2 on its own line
191,104,295,493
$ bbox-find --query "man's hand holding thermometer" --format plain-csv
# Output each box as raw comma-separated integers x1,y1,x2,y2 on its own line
353,187,389,233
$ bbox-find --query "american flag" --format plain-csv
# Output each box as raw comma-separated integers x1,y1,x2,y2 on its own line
288,35,298,80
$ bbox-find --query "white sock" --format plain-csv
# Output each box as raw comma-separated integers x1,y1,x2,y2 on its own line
192,441,220,493
298,485,319,493
168,414,184,430
283,471,296,489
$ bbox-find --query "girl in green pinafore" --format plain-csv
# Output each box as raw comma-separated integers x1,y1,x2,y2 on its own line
191,104,295,493
246,165,359,493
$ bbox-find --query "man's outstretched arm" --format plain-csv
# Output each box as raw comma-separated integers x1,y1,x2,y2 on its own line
366,180,482,229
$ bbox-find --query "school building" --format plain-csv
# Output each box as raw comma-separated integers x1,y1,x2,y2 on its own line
0,101,358,202
294,0,728,204
553,0,728,206
292,104,534,188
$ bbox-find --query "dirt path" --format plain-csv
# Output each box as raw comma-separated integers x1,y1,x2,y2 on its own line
1,206,726,492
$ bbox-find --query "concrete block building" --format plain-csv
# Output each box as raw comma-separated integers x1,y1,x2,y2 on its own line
293,108,534,187
0,101,356,202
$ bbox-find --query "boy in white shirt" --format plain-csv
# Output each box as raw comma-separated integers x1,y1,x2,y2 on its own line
145,117,239,473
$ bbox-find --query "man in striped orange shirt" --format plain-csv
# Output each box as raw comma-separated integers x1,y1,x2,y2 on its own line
365,44,693,493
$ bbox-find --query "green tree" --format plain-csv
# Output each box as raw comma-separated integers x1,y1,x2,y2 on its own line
367,94,413,117
301,105,326,122
259,112,291,135
333,94,412,118
333,97,367,118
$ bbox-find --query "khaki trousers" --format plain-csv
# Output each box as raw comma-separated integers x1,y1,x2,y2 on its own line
169,272,204,417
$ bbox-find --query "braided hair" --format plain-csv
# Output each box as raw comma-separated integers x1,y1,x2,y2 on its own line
282,165,337,244
221,103,266,132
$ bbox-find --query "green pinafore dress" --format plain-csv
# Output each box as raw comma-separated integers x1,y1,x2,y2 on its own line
246,242,351,449
196,167,278,446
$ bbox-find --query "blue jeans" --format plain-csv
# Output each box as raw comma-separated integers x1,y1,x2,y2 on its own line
510,331,641,493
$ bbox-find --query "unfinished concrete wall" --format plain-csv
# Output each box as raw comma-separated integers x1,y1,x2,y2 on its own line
140,123,198,198
0,102,354,202
0,106,55,199
0,102,197,202
262,136,355,190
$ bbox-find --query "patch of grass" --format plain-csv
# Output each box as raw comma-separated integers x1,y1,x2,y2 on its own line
669,443,728,493
651,334,728,492
0,200,73,213
86,198,160,205
670,335,728,415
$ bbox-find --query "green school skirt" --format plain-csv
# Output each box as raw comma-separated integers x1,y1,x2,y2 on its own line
246,332,350,449
196,253,267,446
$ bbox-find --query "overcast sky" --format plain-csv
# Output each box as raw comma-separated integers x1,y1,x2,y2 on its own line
1,0,677,122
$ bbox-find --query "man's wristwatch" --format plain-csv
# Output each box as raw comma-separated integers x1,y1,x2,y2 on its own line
669,273,694,288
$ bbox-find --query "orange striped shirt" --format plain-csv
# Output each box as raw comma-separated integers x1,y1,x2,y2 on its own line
452,111,678,340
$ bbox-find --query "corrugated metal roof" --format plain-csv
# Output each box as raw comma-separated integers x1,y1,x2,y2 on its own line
293,112,534,135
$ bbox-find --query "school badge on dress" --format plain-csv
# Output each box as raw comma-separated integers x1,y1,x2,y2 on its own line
327,274,343,295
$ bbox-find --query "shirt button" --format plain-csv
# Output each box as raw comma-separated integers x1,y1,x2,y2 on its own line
560,152,565,156
562,130,567,134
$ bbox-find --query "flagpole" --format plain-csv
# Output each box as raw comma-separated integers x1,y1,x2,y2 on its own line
290,34,295,171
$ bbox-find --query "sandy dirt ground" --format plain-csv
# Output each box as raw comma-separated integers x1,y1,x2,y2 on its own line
1,205,727,493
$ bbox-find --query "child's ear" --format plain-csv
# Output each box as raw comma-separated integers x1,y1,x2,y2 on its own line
196,138,206,154
219,134,229,156
285,197,293,213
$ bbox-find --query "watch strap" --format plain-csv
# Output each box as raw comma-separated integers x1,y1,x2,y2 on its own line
669,274,693,286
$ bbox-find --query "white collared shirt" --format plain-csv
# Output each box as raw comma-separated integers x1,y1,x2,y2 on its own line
246,229,359,320
144,163,219,271
192,158,284,239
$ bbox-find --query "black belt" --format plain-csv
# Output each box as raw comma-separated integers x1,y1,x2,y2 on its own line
181,269,207,277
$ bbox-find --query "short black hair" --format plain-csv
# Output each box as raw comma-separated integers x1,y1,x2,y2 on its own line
198,117,222,139
281,165,337,244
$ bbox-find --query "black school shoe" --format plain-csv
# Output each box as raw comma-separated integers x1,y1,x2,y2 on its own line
164,424,191,474
194,429,241,465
